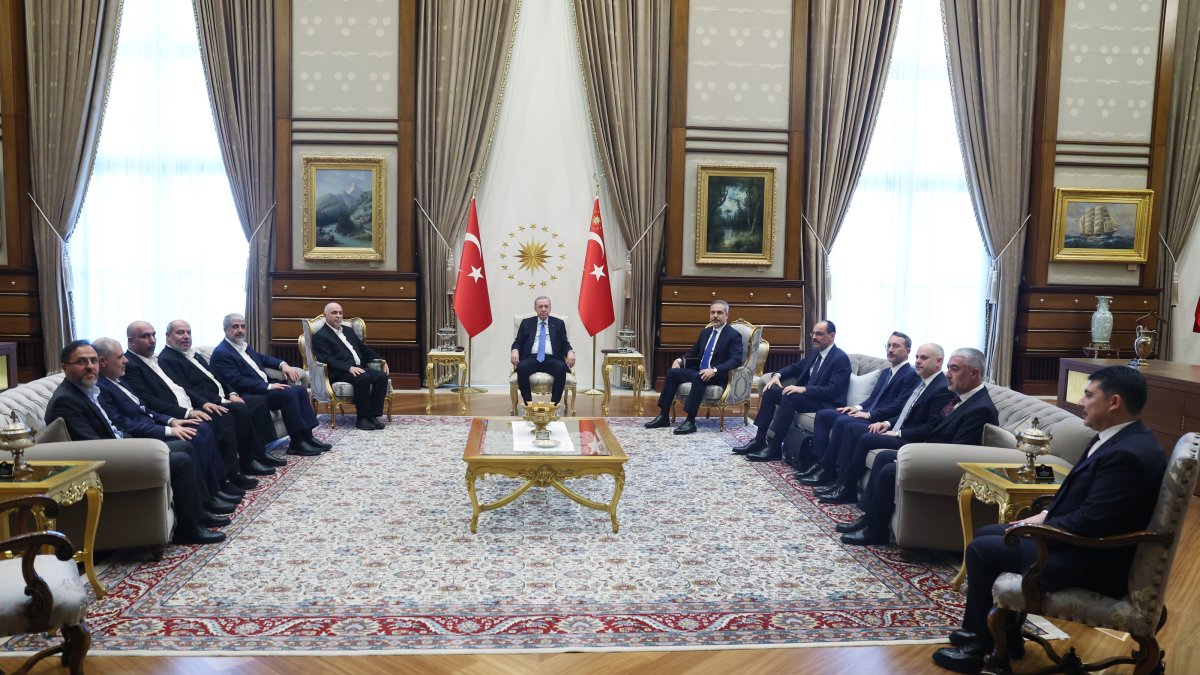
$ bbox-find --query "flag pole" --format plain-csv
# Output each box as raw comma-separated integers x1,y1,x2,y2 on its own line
459,336,485,394
581,335,603,395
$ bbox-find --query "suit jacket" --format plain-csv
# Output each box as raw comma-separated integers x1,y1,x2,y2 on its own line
312,323,381,381
889,372,957,439
903,385,999,445
864,363,921,422
511,316,573,362
680,323,743,374
96,377,173,441
210,339,284,395
158,346,226,406
1041,420,1165,597
122,351,191,418
777,345,851,407
45,379,117,441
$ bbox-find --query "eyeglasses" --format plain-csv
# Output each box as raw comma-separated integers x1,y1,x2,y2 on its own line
66,357,98,366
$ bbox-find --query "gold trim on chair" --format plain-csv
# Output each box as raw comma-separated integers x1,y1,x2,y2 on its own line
298,315,394,429
670,318,763,431
508,312,578,416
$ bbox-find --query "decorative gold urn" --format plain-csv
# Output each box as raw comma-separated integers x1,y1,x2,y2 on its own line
523,402,559,446
1015,418,1053,483
0,410,36,479
1131,325,1157,367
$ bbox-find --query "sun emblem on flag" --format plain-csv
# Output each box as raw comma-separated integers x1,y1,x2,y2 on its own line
499,223,567,288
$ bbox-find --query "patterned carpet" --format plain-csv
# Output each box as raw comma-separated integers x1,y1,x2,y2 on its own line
3,416,1040,654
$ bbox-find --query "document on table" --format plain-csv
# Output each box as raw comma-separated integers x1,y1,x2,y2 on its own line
510,421,577,454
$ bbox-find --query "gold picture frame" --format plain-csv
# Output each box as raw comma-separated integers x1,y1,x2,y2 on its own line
695,164,776,265
301,156,386,261
1050,187,1153,263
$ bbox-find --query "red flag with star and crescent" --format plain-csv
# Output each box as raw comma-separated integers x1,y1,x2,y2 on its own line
453,198,492,337
578,198,615,336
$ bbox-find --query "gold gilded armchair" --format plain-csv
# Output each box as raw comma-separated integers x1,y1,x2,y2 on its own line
298,315,393,429
669,318,763,431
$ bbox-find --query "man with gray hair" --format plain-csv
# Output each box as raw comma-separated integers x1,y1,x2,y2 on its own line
312,302,390,431
645,300,742,435
510,296,575,409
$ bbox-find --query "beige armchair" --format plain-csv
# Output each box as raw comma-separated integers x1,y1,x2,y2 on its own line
509,312,578,415
982,432,1199,675
669,318,763,431
298,315,393,429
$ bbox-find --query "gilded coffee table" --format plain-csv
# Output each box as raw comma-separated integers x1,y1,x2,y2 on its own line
462,417,627,533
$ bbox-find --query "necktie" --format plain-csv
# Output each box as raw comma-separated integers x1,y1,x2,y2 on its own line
810,354,824,380
894,382,926,431
1083,434,1101,459
536,321,547,363
862,368,893,410
942,397,962,417
699,328,718,370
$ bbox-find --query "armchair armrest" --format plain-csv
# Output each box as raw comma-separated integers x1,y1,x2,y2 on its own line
895,443,1073,496
718,363,754,405
266,366,310,387
26,439,172,493
0,494,60,525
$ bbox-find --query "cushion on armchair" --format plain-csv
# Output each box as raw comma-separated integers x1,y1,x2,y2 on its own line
0,555,88,635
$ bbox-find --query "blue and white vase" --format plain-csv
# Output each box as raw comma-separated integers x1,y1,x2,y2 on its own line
1090,296,1113,346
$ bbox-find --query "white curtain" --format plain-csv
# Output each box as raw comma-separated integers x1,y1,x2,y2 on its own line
827,0,987,357
466,0,627,386
69,0,247,348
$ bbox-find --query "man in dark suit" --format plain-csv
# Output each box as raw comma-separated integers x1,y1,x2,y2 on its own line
841,347,999,546
312,302,390,431
645,300,744,435
932,366,1166,673
736,320,851,461
209,313,329,456
796,331,920,485
510,296,576,408
44,340,227,545
814,342,956,504
159,319,285,471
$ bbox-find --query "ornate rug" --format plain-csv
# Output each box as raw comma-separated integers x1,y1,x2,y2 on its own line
2,416,1057,654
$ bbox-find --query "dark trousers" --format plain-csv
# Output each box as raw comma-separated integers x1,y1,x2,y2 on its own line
813,409,861,469
656,366,728,417
516,356,568,404
962,523,1036,645
223,401,269,468
334,368,389,417
754,385,836,449
165,440,205,526
187,422,227,492
241,395,279,447
859,448,913,535
246,385,317,440
839,428,906,492
202,412,242,476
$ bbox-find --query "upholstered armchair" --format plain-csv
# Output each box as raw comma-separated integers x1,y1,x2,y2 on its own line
298,315,393,429
669,318,763,431
982,432,1199,675
749,336,771,414
508,312,578,415
0,495,92,675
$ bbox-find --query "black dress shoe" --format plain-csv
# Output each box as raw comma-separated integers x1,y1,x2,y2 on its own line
372,417,386,429
800,468,836,486
214,490,244,504
931,645,986,674
794,458,818,474
818,485,857,504
644,414,671,429
746,446,782,462
840,527,888,546
257,454,287,467
219,481,246,497
356,418,377,431
172,524,226,545
286,441,321,456
206,498,238,515
674,419,698,435
307,435,333,450
229,473,259,489
835,514,869,533
947,628,1025,659
199,512,232,528
731,439,764,455
243,460,276,477
814,483,842,497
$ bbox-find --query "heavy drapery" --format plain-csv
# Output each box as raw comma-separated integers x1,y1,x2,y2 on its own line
942,0,1039,386
193,0,275,348
572,0,669,381
25,0,121,369
803,0,902,333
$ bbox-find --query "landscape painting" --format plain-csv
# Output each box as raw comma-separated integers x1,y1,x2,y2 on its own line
695,165,776,265
1050,188,1152,263
302,156,386,261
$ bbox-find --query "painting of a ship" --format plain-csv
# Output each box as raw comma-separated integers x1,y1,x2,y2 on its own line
1077,205,1118,241
1051,187,1152,263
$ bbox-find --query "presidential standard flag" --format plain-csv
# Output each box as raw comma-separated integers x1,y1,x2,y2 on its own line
453,198,493,337
578,198,615,336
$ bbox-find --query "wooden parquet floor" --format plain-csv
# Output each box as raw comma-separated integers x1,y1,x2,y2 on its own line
4,390,1198,674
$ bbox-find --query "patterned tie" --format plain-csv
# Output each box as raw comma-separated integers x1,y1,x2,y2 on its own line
536,321,547,363
893,382,926,431
942,397,962,417
699,328,718,370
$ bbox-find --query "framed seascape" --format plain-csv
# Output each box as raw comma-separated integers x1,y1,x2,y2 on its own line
301,156,387,261
695,165,776,266
1050,188,1153,263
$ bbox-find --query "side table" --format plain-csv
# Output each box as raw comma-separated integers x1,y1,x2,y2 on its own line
426,350,468,414
601,352,645,416
951,462,1068,590
0,460,106,598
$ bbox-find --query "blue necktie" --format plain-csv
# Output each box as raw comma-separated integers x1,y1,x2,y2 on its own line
862,368,892,410
699,328,718,370
536,321,547,363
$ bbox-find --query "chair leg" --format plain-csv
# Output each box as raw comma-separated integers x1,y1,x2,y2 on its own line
510,385,518,416
743,401,749,425
330,402,339,429
385,396,392,422
569,386,576,416
983,606,1013,674
718,407,726,431
61,622,91,675
1131,634,1162,675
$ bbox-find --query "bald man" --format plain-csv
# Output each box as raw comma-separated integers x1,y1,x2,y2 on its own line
311,302,390,431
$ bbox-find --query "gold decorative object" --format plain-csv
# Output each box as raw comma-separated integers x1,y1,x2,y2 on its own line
616,326,636,353
1015,418,1053,483
0,410,35,479
1131,325,1157,367
523,401,559,447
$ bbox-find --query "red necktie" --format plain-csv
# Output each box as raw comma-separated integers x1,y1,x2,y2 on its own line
942,398,962,417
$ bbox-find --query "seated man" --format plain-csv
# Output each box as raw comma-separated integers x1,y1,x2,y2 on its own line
209,313,330,456
44,340,227,545
797,331,920,485
510,296,575,409
312,302,390,431
932,366,1166,673
735,320,850,461
840,347,999,546
645,300,743,435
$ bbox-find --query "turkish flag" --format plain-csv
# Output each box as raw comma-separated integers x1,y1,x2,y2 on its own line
453,198,492,337
578,198,615,336
1193,295,1200,333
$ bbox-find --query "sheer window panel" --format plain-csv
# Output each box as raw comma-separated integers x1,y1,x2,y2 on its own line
828,0,987,358
69,0,247,349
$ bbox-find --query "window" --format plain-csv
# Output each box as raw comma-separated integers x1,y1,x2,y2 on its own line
69,0,248,347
